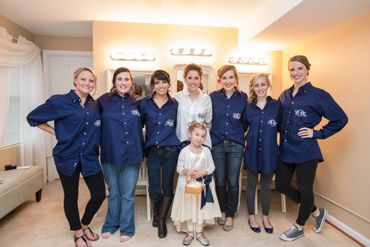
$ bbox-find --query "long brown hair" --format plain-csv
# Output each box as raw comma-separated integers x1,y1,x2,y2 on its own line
110,67,135,97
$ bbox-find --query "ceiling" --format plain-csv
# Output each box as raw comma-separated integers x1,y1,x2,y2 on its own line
1,0,370,49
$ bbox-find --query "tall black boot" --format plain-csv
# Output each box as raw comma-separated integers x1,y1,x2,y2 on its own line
151,198,161,227
158,196,173,238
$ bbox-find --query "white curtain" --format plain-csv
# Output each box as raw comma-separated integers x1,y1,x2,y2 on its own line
0,27,48,181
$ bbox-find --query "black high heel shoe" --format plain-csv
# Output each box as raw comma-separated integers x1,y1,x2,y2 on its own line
262,221,274,234
248,219,261,233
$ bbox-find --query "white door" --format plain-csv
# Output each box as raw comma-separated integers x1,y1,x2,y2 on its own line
43,50,93,181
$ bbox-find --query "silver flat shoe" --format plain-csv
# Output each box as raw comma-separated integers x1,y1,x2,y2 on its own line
196,233,210,246
183,233,194,245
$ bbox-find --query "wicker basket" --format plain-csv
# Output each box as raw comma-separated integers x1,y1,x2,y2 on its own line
185,179,203,195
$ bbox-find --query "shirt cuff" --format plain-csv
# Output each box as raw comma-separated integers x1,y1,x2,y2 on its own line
312,130,323,139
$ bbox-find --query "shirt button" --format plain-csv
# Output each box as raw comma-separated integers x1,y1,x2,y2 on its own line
259,139,262,141
122,106,124,108
260,120,263,123
287,121,290,123
82,142,85,145
122,113,125,115
126,141,129,144
157,131,160,134
259,148,262,151
289,111,291,114
155,141,159,144
260,130,263,132
125,132,128,134
159,113,162,115
227,105,230,108
262,111,264,114
225,132,228,134
285,130,287,133
158,122,161,125
80,153,83,156
84,132,87,135
85,122,89,125
291,101,294,104
124,122,127,125
284,139,287,142
226,122,229,125
86,112,89,115
226,114,229,116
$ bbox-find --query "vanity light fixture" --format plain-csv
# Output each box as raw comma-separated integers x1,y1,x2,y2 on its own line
110,51,156,61
170,48,213,57
228,56,268,65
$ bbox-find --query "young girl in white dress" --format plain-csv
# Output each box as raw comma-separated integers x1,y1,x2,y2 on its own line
171,121,221,246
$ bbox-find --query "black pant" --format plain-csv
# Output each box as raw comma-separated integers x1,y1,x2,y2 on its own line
58,165,106,230
275,160,318,226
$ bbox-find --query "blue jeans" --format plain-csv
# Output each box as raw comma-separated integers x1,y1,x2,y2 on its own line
146,146,179,200
212,141,244,217
101,163,140,236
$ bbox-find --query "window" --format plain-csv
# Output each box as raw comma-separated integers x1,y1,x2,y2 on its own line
0,68,20,147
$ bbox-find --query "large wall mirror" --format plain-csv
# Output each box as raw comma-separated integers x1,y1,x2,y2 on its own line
172,64,215,94
106,69,153,97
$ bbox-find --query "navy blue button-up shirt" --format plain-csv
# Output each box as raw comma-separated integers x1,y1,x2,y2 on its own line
27,90,101,177
244,97,280,173
139,94,181,150
210,89,248,146
279,82,348,163
98,92,144,167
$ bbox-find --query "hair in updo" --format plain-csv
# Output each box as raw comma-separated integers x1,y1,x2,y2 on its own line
187,121,207,134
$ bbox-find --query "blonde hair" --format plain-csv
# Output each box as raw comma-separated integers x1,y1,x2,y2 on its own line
217,64,240,91
188,121,207,134
248,73,271,103
73,67,97,85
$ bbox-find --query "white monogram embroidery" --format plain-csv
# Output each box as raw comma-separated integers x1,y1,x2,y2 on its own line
94,120,101,127
131,109,141,116
267,119,277,127
232,113,241,120
165,119,174,127
295,109,307,117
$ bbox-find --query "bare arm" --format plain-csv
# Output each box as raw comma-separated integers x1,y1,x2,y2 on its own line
37,123,55,136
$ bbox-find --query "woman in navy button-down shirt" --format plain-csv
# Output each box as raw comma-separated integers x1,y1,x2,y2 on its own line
244,73,280,234
27,67,105,246
210,65,248,231
276,55,348,241
98,67,144,243
139,70,180,238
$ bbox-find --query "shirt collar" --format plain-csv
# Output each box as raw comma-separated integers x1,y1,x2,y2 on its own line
288,82,313,95
251,95,272,105
218,88,241,97
69,90,93,104
147,92,176,105
113,90,130,99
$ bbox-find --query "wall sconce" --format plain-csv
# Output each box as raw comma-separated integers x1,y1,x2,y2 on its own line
228,56,268,65
170,48,213,57
110,51,156,61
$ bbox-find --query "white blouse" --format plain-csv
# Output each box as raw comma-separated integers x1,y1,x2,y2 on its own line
173,88,212,148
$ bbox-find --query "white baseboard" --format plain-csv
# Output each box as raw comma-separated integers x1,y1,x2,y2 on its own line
327,214,370,246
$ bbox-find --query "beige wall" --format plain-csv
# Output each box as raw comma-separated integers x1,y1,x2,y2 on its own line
93,21,281,97
35,35,92,51
0,15,34,41
93,21,237,96
282,11,370,238
0,145,20,171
